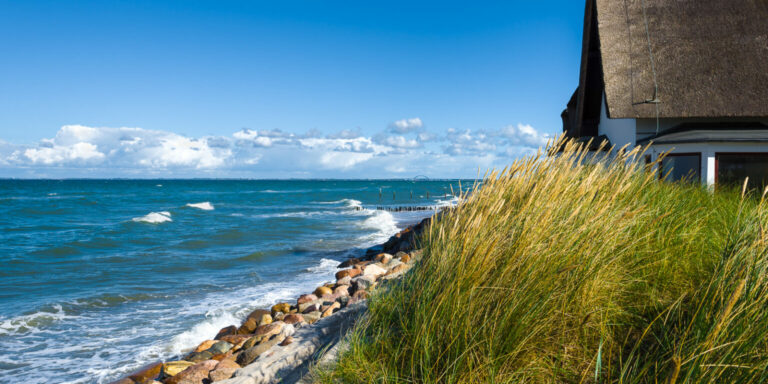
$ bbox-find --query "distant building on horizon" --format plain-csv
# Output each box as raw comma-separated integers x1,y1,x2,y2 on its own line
562,0,768,188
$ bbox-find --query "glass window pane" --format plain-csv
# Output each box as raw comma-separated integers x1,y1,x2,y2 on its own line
661,154,700,183
716,154,768,190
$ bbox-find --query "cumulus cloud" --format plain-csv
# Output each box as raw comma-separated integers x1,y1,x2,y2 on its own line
0,121,552,178
498,123,550,147
389,117,423,133
373,134,421,149
8,125,230,170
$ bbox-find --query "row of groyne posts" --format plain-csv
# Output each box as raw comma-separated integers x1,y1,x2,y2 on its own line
352,183,467,212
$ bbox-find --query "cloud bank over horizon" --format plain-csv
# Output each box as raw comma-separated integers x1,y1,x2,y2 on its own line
0,119,551,178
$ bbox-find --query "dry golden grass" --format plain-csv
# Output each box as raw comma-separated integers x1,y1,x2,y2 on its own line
322,138,768,383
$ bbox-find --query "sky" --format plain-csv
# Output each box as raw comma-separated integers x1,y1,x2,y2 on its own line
0,0,585,178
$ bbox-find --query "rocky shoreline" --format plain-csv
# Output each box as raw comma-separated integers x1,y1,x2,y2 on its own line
109,216,432,384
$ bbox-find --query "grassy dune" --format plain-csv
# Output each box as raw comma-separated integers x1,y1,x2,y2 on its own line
324,140,768,383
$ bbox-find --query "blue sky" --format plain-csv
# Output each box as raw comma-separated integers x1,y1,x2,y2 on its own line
0,0,584,178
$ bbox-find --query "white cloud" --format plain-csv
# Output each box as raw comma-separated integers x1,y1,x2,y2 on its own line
24,142,104,164
319,151,374,170
498,123,550,147
373,134,421,149
0,121,552,178
9,125,231,170
441,128,496,156
389,117,423,133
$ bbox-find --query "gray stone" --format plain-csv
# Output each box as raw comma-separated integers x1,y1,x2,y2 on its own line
302,311,322,324
236,336,283,366
208,341,233,355
352,275,376,291
215,302,367,384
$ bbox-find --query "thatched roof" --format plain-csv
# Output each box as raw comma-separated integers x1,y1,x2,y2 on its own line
596,0,768,119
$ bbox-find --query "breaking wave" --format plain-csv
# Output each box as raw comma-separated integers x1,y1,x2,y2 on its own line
186,202,214,211
132,211,172,224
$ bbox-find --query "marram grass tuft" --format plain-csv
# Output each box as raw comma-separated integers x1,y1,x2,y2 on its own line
322,138,768,383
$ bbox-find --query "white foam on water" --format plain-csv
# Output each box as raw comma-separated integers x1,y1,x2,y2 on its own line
359,210,399,245
166,310,240,356
436,196,461,207
341,199,362,208
140,257,342,359
186,202,214,211
0,304,75,336
132,211,172,224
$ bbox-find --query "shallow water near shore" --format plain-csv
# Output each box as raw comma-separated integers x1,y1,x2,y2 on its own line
0,179,463,383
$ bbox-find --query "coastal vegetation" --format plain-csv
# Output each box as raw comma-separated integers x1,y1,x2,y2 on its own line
323,139,768,383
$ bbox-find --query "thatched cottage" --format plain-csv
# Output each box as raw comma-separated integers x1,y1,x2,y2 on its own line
562,0,768,188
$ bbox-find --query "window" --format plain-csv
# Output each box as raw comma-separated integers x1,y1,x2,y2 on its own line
660,153,701,183
716,153,768,191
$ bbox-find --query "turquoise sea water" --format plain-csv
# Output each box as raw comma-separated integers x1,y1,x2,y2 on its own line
0,179,464,383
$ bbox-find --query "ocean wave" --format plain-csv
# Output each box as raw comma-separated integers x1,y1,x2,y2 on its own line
186,202,214,210
0,305,76,336
358,210,399,245
315,198,362,208
307,258,343,273
166,310,241,356
132,211,172,224
436,196,461,207
153,256,342,356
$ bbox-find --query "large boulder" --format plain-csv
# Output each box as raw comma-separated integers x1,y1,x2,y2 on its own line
218,334,250,345
193,340,217,353
214,325,237,340
270,302,291,315
314,286,333,296
186,351,213,362
165,359,218,384
362,264,387,279
208,357,240,382
240,335,261,351
235,335,283,366
335,268,361,280
207,341,233,355
126,361,162,383
300,301,322,314
297,294,318,305
386,259,404,270
303,311,322,324
321,302,341,318
237,309,271,334
253,322,284,339
336,276,352,286
283,313,305,325
353,275,376,291
161,361,195,378
374,253,393,264
333,285,350,297
337,258,360,268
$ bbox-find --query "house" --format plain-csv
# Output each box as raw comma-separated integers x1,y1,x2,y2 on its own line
562,0,768,188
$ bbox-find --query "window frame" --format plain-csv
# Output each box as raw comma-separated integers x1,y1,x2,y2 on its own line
715,152,768,189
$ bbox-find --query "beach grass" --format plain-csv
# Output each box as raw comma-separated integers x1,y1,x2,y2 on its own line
320,138,768,383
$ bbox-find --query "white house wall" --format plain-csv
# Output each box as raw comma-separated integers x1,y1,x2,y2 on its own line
598,93,636,149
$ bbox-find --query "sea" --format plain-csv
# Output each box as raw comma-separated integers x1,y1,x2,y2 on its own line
0,179,466,383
